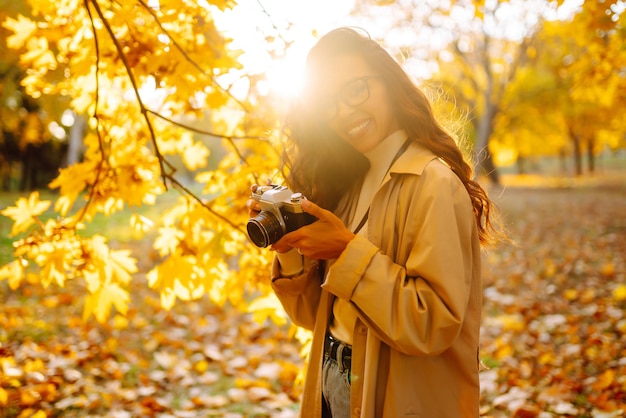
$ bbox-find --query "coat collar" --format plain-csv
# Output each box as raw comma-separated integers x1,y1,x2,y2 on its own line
386,141,438,179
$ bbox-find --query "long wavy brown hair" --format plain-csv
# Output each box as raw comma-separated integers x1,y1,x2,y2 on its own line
281,27,499,246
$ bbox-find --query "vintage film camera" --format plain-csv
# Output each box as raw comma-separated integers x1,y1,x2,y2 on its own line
247,185,316,248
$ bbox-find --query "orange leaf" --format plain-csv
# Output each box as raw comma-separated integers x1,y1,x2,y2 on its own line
592,369,615,391
0,387,8,405
614,284,626,301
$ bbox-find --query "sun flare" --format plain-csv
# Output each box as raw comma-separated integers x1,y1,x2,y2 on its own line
263,45,310,101
213,0,355,103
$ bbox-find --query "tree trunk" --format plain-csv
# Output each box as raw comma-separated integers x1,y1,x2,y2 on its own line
586,137,595,174
568,126,583,176
517,155,526,175
559,148,568,174
65,112,86,167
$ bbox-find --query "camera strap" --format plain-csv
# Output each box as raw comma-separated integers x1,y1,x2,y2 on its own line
352,138,412,235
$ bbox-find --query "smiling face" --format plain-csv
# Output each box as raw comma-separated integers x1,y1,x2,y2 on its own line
309,54,400,154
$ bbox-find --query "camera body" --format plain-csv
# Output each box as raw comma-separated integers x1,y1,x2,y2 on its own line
247,185,316,248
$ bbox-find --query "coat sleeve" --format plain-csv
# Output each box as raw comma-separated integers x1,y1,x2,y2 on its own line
321,160,480,356
270,256,324,331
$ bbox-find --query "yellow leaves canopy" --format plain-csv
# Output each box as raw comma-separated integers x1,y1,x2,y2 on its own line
0,0,283,324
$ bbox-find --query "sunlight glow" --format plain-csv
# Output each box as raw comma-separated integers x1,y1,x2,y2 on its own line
260,44,309,101
213,0,356,102
61,109,76,127
48,121,67,140
212,0,593,107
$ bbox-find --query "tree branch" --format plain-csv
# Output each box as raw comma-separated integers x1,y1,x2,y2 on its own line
144,109,278,171
82,0,274,240
74,0,108,227
88,0,168,186
136,0,249,111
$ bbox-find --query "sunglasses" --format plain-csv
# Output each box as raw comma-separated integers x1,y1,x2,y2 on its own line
311,76,379,120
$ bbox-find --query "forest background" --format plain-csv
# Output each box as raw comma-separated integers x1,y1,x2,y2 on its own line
0,0,625,417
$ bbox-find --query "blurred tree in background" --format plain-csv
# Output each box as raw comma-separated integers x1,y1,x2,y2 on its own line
351,0,625,181
0,0,70,191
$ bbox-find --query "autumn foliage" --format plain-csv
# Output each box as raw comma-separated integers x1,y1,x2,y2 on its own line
1,181,625,416
1,0,282,323
0,0,625,416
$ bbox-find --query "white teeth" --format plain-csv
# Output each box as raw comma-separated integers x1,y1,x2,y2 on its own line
348,120,369,137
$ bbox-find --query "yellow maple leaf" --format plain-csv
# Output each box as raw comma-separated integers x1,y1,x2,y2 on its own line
36,241,74,288
83,268,102,294
3,15,37,49
248,294,288,326
49,158,93,201
21,37,57,70
109,249,138,285
154,226,184,256
0,260,26,290
183,141,210,170
53,195,74,217
83,235,136,285
1,192,51,236
147,255,205,309
83,283,130,323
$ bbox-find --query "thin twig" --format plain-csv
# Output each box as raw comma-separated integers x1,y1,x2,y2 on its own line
145,110,260,169
74,0,108,227
88,0,168,186
145,109,270,142
165,175,247,237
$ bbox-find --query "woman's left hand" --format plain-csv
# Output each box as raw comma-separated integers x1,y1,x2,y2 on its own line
272,199,355,260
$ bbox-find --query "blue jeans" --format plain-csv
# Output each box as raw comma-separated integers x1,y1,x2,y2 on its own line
322,355,351,418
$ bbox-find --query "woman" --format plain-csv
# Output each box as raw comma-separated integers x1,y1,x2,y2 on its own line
247,27,499,418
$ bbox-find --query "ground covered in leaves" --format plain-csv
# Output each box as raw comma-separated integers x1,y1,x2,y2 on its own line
1,172,625,417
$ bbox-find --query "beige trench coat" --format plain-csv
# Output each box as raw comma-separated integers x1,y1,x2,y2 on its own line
271,142,482,418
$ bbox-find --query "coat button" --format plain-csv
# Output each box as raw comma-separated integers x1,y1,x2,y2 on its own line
353,407,361,417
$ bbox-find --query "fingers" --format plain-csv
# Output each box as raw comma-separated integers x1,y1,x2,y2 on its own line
300,199,330,220
248,180,273,216
246,198,260,210
246,197,261,217
250,178,272,191
270,241,294,253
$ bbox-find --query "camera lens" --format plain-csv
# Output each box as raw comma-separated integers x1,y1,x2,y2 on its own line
246,211,284,248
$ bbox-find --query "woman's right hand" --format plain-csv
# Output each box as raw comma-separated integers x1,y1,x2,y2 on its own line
246,184,262,218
